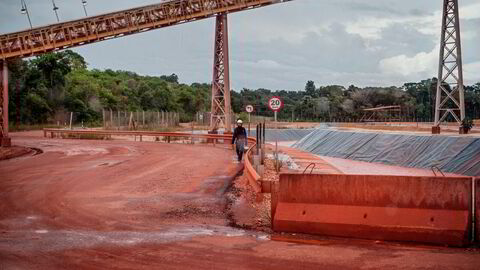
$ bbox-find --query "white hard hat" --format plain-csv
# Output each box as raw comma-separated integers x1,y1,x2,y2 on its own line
237,119,243,124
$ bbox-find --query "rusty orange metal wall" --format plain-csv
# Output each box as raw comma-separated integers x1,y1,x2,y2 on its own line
273,174,473,246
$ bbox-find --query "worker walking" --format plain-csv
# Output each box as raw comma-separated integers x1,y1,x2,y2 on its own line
232,119,248,162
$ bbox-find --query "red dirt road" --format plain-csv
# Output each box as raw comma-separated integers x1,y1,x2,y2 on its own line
1,132,479,269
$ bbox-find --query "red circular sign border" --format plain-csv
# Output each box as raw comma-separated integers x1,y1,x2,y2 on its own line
268,96,284,112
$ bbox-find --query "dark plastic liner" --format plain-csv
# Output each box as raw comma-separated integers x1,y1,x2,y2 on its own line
249,129,315,142
293,129,480,176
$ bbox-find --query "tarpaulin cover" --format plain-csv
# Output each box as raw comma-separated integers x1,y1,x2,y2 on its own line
293,129,480,176
249,129,314,142
196,129,314,142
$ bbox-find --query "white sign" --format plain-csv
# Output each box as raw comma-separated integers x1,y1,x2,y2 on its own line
268,96,283,112
246,105,254,113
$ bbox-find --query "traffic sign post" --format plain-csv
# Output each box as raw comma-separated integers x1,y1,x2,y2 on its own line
268,96,283,128
246,105,254,123
246,105,254,137
268,96,284,172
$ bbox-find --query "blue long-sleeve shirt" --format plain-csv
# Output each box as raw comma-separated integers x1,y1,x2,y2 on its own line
232,126,247,145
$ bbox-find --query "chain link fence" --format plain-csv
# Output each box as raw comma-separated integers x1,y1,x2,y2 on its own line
195,112,273,127
102,110,179,130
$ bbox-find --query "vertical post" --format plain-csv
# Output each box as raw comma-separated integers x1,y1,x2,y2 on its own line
162,111,164,127
102,109,105,129
191,121,194,144
210,14,231,131
256,124,259,155
471,177,476,243
16,79,20,130
110,109,113,129
1,61,11,147
69,112,73,130
433,0,464,133
259,123,262,155
263,119,266,144
117,110,120,130
274,111,278,171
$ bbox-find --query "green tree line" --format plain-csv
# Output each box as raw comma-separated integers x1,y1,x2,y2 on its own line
6,51,480,126
232,80,480,122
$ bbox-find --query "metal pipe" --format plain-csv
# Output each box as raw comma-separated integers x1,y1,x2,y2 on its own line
256,124,259,155
21,0,33,29
81,0,88,16
263,121,266,144
52,0,60,22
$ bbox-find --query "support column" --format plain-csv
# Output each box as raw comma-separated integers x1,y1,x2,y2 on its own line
433,0,465,134
1,60,11,147
210,14,232,132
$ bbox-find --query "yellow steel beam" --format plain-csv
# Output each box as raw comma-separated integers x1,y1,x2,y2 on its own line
0,0,291,60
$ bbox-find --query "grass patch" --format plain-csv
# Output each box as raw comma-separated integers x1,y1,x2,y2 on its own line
10,124,62,132
63,133,111,140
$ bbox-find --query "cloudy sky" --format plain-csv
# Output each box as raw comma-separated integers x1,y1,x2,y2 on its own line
1,0,479,91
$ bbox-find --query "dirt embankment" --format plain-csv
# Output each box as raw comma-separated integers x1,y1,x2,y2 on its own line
0,146,38,160
226,158,279,232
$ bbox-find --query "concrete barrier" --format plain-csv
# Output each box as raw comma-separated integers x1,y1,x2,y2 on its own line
273,174,473,246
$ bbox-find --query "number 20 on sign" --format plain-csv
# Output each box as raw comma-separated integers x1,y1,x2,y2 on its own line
268,96,283,112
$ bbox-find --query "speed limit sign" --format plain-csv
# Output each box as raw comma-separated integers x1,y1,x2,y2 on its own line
246,105,254,113
268,96,284,112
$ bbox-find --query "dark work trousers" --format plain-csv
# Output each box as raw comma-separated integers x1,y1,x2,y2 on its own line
235,138,246,162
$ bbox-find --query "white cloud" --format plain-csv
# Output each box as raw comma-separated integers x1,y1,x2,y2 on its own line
2,0,479,90
464,61,480,84
232,59,283,70
379,46,438,76
460,2,480,20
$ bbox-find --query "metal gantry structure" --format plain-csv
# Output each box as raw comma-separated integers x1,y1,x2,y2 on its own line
0,0,290,60
211,14,231,131
0,0,469,145
0,0,291,145
433,0,465,133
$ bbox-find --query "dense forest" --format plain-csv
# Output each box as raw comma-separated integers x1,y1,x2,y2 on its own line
6,50,480,126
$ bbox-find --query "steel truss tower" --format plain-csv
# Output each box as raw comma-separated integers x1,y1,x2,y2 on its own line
0,60,11,147
210,14,232,132
433,0,465,132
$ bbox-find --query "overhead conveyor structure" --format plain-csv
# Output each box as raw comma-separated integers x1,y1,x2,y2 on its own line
0,0,292,61
0,0,469,145
0,0,293,144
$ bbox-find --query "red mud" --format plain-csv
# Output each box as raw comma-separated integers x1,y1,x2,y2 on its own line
0,131,479,269
0,146,32,161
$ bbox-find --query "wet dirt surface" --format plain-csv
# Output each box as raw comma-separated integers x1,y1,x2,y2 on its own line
1,131,479,269
0,146,33,161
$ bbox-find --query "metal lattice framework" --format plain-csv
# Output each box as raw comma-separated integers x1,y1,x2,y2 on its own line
211,14,231,131
434,0,465,126
0,0,291,143
0,0,290,60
